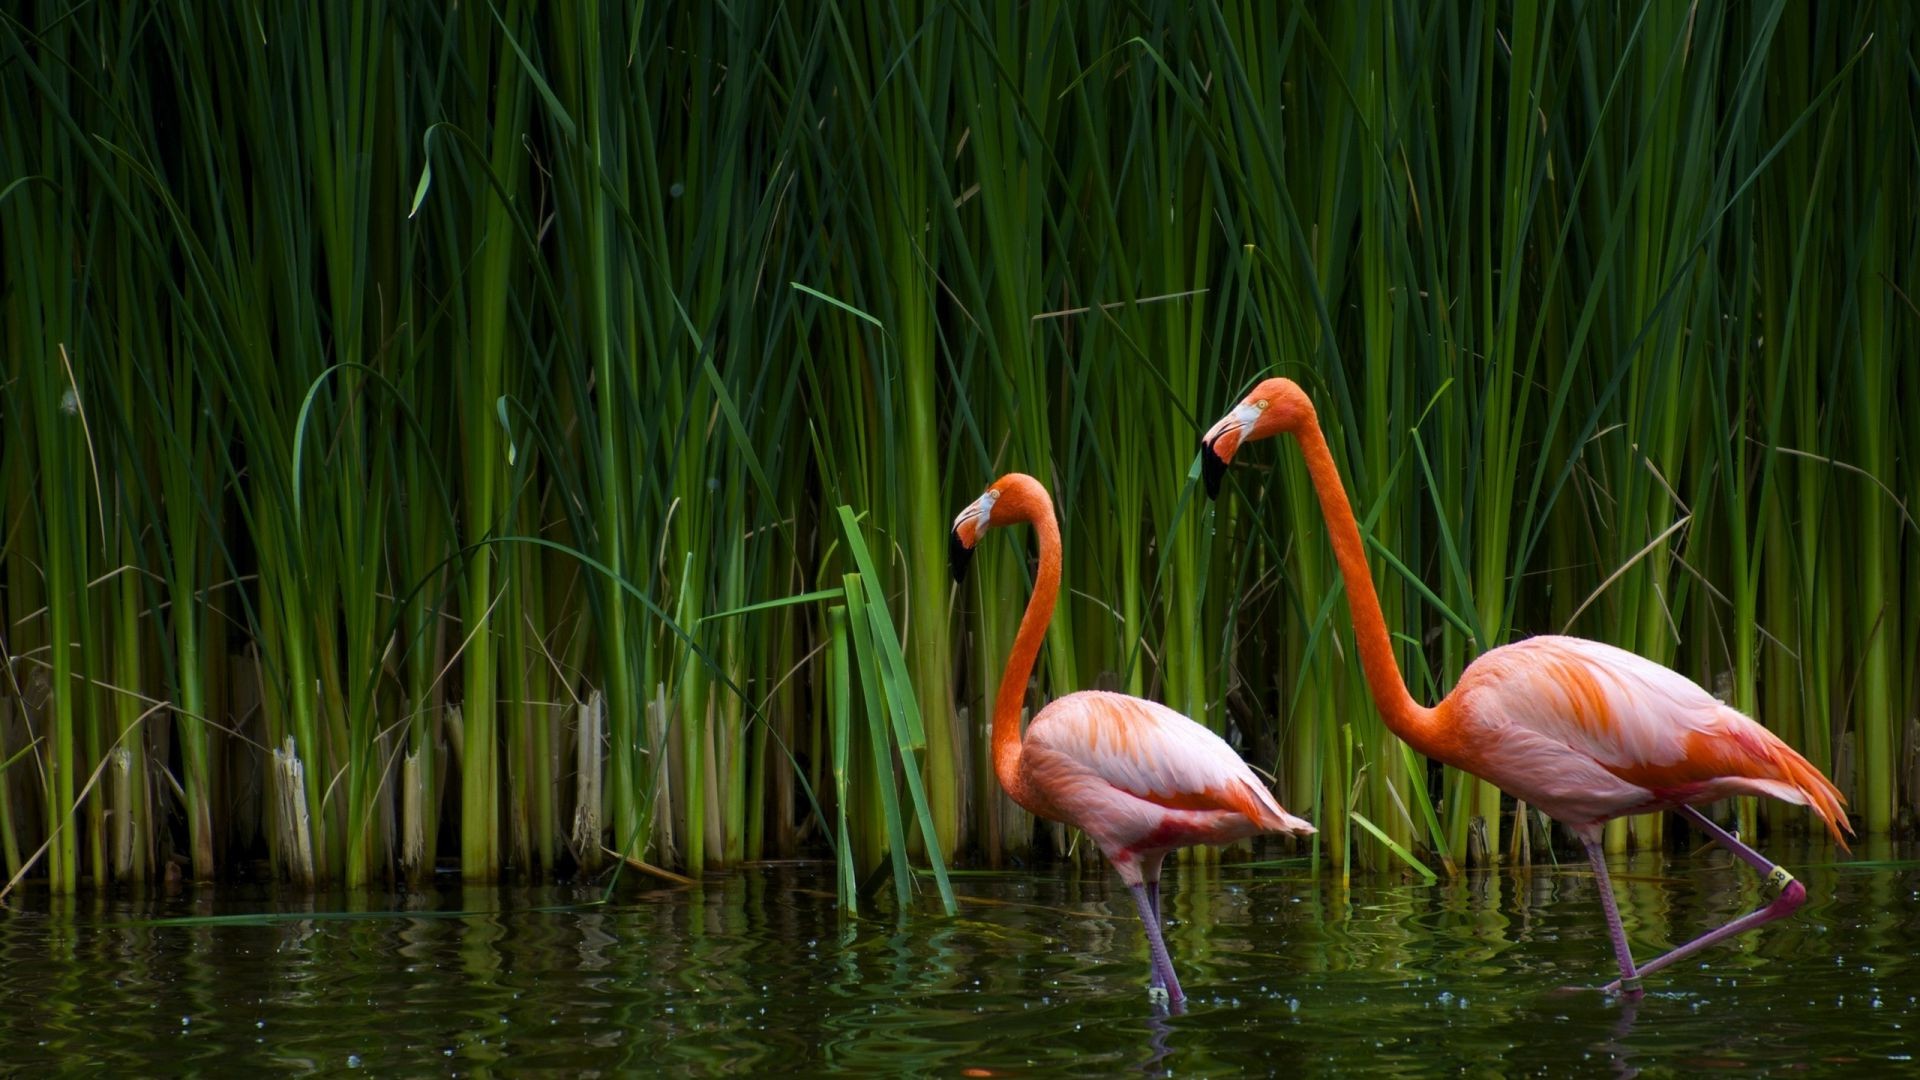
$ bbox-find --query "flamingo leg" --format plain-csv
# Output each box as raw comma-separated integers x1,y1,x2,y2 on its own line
1141,851,1167,933
1128,883,1185,1007
1598,806,1807,992
1583,837,1643,996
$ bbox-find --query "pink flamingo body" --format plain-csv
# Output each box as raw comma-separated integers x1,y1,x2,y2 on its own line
951,473,1312,1006
1416,634,1848,837
1201,378,1850,994
1010,690,1306,878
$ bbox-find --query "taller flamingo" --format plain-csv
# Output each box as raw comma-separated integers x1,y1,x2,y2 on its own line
1200,378,1850,994
950,473,1314,1007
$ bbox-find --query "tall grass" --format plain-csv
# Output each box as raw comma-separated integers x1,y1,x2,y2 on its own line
0,1,1913,894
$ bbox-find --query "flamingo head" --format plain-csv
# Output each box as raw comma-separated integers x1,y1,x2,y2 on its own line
1199,377,1313,499
948,486,999,584
949,473,1049,583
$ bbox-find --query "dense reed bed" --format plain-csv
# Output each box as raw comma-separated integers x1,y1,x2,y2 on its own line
1,2,1914,896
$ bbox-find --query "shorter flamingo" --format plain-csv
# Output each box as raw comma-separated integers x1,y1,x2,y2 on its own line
1200,377,1851,994
951,473,1314,1007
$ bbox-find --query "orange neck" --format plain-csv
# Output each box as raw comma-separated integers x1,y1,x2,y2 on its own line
1294,418,1443,753
991,499,1061,804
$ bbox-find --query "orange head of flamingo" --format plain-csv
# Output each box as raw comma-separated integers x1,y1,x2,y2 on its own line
949,473,1052,583
1198,377,1316,499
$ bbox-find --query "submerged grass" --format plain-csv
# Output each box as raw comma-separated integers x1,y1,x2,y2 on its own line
0,1,1914,895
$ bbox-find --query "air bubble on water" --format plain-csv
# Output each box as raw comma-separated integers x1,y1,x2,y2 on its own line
181,1016,191,1027
347,1055,362,1068
670,182,686,198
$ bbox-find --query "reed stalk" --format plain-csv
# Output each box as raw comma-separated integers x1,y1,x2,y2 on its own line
0,0,1910,894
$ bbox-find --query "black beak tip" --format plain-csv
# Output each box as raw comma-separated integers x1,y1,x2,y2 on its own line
1200,438,1227,500
948,528,973,584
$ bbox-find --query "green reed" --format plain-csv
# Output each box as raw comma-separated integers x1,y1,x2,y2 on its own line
0,1,1913,897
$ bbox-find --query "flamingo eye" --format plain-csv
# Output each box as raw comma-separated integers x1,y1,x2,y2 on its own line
973,487,1000,528
1254,399,1270,412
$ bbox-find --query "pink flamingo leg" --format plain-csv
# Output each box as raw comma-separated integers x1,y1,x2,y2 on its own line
1138,854,1169,993
1598,805,1808,993
1142,851,1167,933
1583,837,1644,995
1128,883,1185,1007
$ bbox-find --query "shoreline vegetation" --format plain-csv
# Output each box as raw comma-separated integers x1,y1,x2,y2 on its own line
1,3,1914,897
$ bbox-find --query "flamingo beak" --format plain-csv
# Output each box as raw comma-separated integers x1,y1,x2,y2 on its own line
1200,438,1230,501
1199,403,1261,500
948,490,997,583
948,521,975,584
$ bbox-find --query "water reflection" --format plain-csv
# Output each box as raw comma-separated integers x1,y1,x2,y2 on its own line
0,846,1914,1073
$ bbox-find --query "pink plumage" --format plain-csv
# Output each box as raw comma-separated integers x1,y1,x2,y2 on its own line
1020,691,1315,882
1446,636,1850,845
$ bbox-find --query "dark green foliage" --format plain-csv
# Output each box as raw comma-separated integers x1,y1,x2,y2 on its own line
0,1,1913,893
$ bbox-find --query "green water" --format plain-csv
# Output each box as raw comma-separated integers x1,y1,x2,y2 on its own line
0,844,1912,1075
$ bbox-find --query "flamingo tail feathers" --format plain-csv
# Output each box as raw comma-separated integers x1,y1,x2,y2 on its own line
1237,780,1316,837
1735,709,1852,851
1775,741,1852,851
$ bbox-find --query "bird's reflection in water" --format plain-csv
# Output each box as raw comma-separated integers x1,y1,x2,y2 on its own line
1598,995,1643,1079
1139,1010,1175,1076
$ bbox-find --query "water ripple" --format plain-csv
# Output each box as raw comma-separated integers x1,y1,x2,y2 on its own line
0,845,1913,1073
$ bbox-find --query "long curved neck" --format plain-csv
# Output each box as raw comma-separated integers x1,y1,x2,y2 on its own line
992,509,1060,800
1294,417,1442,751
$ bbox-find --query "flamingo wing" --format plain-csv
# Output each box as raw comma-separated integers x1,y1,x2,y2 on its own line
1026,691,1314,835
1464,636,1850,845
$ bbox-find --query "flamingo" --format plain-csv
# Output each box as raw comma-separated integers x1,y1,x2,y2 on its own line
949,472,1315,1007
1199,378,1851,994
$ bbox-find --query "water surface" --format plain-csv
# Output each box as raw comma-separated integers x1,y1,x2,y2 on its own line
1,844,1912,1075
